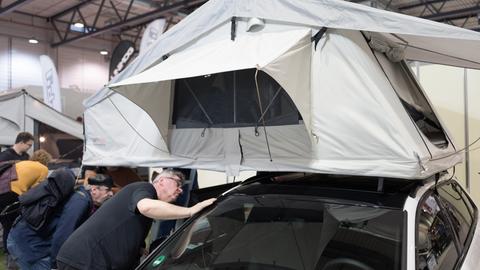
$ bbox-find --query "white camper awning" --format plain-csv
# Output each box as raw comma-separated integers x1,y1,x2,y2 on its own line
26,95,83,139
111,29,312,86
112,28,313,138
0,90,83,145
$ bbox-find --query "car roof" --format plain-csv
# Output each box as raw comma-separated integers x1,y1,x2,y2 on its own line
225,172,439,209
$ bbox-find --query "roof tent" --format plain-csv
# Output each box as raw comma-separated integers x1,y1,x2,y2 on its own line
82,0,480,179
0,89,83,146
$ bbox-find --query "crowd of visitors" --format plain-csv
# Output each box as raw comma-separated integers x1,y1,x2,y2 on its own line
0,132,216,270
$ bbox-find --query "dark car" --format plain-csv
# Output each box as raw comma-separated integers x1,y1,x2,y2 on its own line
137,172,479,270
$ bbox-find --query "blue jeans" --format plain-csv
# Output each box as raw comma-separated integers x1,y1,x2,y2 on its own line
7,234,51,270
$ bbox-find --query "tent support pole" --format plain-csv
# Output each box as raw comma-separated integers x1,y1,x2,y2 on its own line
231,17,236,41
254,70,273,162
183,80,214,126
256,86,282,124
464,68,470,192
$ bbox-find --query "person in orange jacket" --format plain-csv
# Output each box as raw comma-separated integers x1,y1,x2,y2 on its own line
0,149,52,265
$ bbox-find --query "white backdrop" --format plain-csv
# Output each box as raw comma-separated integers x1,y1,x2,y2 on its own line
418,64,480,203
0,20,110,94
0,36,9,90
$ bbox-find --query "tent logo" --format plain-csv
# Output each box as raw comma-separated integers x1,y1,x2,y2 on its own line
39,55,61,112
145,27,159,48
44,69,55,105
109,40,136,80
139,19,166,55
112,47,134,78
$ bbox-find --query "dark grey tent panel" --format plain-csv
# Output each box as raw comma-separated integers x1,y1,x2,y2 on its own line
172,69,301,128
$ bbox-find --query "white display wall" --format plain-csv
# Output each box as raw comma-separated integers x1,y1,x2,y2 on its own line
57,46,109,92
0,36,9,90
10,37,47,88
0,14,112,94
417,64,480,203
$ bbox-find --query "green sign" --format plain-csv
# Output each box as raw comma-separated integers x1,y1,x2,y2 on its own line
152,255,166,267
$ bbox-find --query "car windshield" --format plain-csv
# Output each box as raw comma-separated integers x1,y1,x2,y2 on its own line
142,194,405,270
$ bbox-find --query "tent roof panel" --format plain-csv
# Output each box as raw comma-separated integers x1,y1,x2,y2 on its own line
86,0,480,107
111,29,312,87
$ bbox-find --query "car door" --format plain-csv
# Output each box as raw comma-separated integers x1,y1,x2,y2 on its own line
415,180,477,270
436,181,477,270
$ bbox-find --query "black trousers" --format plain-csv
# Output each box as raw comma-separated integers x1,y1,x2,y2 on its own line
0,191,19,253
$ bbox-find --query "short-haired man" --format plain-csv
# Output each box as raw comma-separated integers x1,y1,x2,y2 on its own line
7,173,114,270
0,132,34,162
57,169,216,270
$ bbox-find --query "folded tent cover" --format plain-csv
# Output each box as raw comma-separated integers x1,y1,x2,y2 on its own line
0,89,83,145
82,0,480,179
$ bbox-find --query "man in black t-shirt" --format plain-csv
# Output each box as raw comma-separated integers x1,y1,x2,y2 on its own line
0,132,34,269
56,168,216,270
0,132,34,162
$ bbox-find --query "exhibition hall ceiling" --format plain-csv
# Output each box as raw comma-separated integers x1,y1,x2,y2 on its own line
0,0,479,48
352,0,480,30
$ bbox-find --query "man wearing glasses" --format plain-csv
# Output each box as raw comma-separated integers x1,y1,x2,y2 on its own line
0,132,34,162
57,168,216,270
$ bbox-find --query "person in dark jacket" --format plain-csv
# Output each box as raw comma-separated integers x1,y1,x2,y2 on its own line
0,132,34,162
7,172,114,270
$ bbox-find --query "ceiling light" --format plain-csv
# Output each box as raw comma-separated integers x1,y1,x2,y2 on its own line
100,49,109,56
28,38,39,44
70,22,86,32
39,136,46,143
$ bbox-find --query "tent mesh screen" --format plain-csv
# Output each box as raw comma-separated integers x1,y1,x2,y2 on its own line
172,69,301,128
397,62,448,149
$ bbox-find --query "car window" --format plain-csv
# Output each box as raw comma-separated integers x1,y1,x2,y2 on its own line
437,182,473,246
417,193,458,270
141,195,405,270
459,185,476,216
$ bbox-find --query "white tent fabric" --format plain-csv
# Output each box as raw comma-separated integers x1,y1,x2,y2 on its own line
112,29,312,87
82,0,472,179
112,29,313,137
9,85,90,120
85,0,480,105
308,29,459,178
0,90,83,145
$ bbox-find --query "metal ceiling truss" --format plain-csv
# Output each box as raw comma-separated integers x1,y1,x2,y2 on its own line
4,0,479,46
416,0,480,30
49,0,206,48
421,4,480,21
398,0,450,11
114,24,144,45
0,0,33,15
352,0,480,31
415,0,458,27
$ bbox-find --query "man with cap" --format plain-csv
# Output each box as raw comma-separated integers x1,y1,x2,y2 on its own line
7,173,114,270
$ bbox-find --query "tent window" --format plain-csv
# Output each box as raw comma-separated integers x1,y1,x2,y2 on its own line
375,51,449,149
396,62,448,149
35,121,83,161
172,69,301,128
